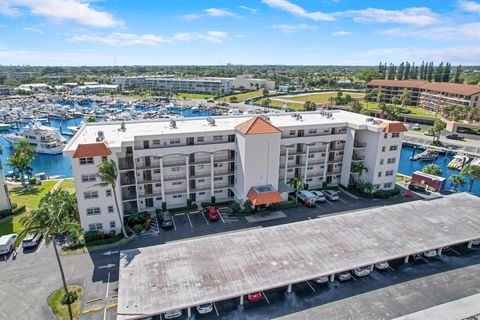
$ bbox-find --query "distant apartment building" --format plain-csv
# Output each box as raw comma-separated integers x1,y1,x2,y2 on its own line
63,111,406,234
229,75,275,91
0,85,15,96
0,70,41,79
72,84,119,95
367,80,480,112
17,83,51,92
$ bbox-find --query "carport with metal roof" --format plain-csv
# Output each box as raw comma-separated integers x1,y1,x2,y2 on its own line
117,193,480,320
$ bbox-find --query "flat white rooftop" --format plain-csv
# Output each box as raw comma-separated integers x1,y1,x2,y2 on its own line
117,193,480,320
64,110,381,152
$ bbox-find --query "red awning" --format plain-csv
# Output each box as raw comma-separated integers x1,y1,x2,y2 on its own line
247,188,283,206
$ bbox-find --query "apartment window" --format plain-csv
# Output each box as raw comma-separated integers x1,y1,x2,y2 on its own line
214,177,223,181
308,154,314,158
170,138,180,144
152,139,160,145
392,132,400,138
386,170,394,176
198,179,205,183
384,133,388,139
288,156,294,160
214,190,223,194
214,163,223,168
110,221,116,229
199,192,205,195
155,183,161,187
307,166,313,170
387,158,396,164
289,130,295,135
382,146,386,152
102,156,108,161
88,223,103,231
378,172,382,178
172,181,182,186
384,183,393,188
84,191,99,199
108,206,114,213
213,135,223,141
105,189,112,197
197,136,204,142
173,194,182,198
389,145,398,151
81,174,96,182
375,184,381,189
171,167,181,172
380,159,384,165
309,129,317,134
156,197,162,200
79,157,94,165
197,165,205,169
287,169,293,172
153,169,161,174
86,207,101,216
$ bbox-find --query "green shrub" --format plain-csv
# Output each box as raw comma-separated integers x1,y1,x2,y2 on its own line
133,224,143,234
0,209,12,218
84,231,104,243
11,203,17,210
373,188,401,198
12,205,26,215
28,177,37,185
230,203,241,213
186,198,192,207
61,290,78,305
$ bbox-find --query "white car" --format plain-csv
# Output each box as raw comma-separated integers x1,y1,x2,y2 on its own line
353,266,371,277
0,233,18,255
323,190,339,201
423,250,437,258
336,271,352,281
309,190,326,203
164,309,182,319
375,261,389,270
471,239,480,246
313,276,329,284
196,303,213,314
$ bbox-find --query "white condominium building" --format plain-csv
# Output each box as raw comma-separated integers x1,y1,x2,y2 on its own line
63,111,406,234
144,77,233,95
72,84,119,95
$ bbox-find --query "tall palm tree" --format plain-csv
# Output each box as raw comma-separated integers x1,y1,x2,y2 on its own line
21,190,81,320
96,159,128,238
290,176,305,204
432,120,446,144
351,162,368,177
448,175,466,191
7,139,35,188
461,164,480,192
422,164,443,176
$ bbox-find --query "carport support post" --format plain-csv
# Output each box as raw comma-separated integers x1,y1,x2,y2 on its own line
437,248,442,256
468,241,473,249
187,307,191,318
240,295,244,305
329,274,335,282
370,264,374,272
404,256,409,263
287,284,292,293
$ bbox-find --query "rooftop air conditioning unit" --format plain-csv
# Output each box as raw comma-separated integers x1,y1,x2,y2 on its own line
366,118,374,122
96,130,104,142
207,117,215,126
169,119,177,129
120,121,126,132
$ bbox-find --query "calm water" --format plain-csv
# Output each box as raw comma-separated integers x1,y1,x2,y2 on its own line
399,146,480,196
0,103,212,178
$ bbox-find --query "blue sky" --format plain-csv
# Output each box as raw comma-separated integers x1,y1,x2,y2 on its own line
0,0,480,66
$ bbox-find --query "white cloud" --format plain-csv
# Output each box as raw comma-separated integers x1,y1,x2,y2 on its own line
0,47,102,65
23,26,44,34
459,0,480,12
69,31,229,46
380,22,480,40
1,0,122,28
204,8,236,17
273,23,317,33
332,30,350,36
182,13,201,21
355,46,480,64
339,7,437,26
238,5,258,14
262,0,335,21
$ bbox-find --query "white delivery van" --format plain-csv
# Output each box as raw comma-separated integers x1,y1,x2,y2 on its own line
0,234,18,255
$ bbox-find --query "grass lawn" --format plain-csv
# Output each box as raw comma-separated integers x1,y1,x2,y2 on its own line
47,285,83,320
177,92,214,99
284,92,365,104
0,180,57,238
222,91,264,102
58,179,76,194
361,102,439,118
254,98,304,110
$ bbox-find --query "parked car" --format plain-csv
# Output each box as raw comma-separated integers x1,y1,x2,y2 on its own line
424,129,434,136
446,133,465,141
247,292,262,302
206,99,215,103
336,271,352,281
296,190,317,207
161,212,174,229
313,276,329,284
323,190,339,201
0,233,18,255
22,233,43,249
204,206,220,221
164,309,182,319
412,253,424,260
471,239,480,246
411,123,421,130
375,261,389,270
423,250,437,258
196,303,213,314
310,190,326,203
353,266,371,277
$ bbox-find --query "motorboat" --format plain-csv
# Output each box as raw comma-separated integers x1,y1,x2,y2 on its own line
447,154,471,170
410,149,438,161
469,158,480,167
4,122,67,154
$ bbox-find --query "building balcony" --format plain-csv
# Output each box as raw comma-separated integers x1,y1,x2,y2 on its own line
191,158,211,165
121,192,137,201
120,176,136,186
214,183,234,189
214,170,234,176
118,157,134,170
214,156,234,162
164,188,188,196
137,177,162,184
191,185,211,192
136,162,161,170
353,142,367,149
352,154,365,161
191,171,211,178
327,170,342,175
163,159,186,167
138,191,162,199
163,174,187,182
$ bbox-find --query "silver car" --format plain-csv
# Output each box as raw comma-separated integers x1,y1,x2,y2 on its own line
310,190,326,203
375,261,389,270
22,233,43,248
164,309,182,319
196,303,213,314
336,271,352,281
313,276,329,284
323,190,339,201
353,266,371,277
423,250,437,258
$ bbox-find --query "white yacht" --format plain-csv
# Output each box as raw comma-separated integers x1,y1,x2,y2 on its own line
4,122,67,155
447,154,471,170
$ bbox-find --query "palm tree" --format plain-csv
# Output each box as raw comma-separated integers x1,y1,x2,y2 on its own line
422,164,443,176
448,175,466,191
461,164,480,192
351,162,368,177
290,176,305,204
21,190,81,320
432,120,446,145
96,159,128,238
391,96,400,106
7,139,35,188
379,102,388,119
351,101,363,114
400,91,411,108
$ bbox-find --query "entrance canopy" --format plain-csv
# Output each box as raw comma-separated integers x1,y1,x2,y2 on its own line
247,185,283,206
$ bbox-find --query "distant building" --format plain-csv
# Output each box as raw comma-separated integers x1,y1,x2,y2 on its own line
72,84,119,95
0,85,15,96
17,83,51,92
0,70,41,79
367,80,480,112
230,75,275,91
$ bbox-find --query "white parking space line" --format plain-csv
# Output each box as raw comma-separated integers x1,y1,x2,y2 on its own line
35,239,45,254
449,248,462,256
262,291,270,304
213,302,219,317
103,307,107,320
351,275,357,281
201,211,210,225
325,200,334,206
172,215,177,231
105,272,111,298
186,213,193,229
217,211,225,223
306,281,316,293
421,257,429,263
338,197,348,205
388,266,396,272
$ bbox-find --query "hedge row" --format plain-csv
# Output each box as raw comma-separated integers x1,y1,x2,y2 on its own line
0,204,26,218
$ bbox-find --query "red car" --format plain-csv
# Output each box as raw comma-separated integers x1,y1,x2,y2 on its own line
204,206,220,221
247,292,262,302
